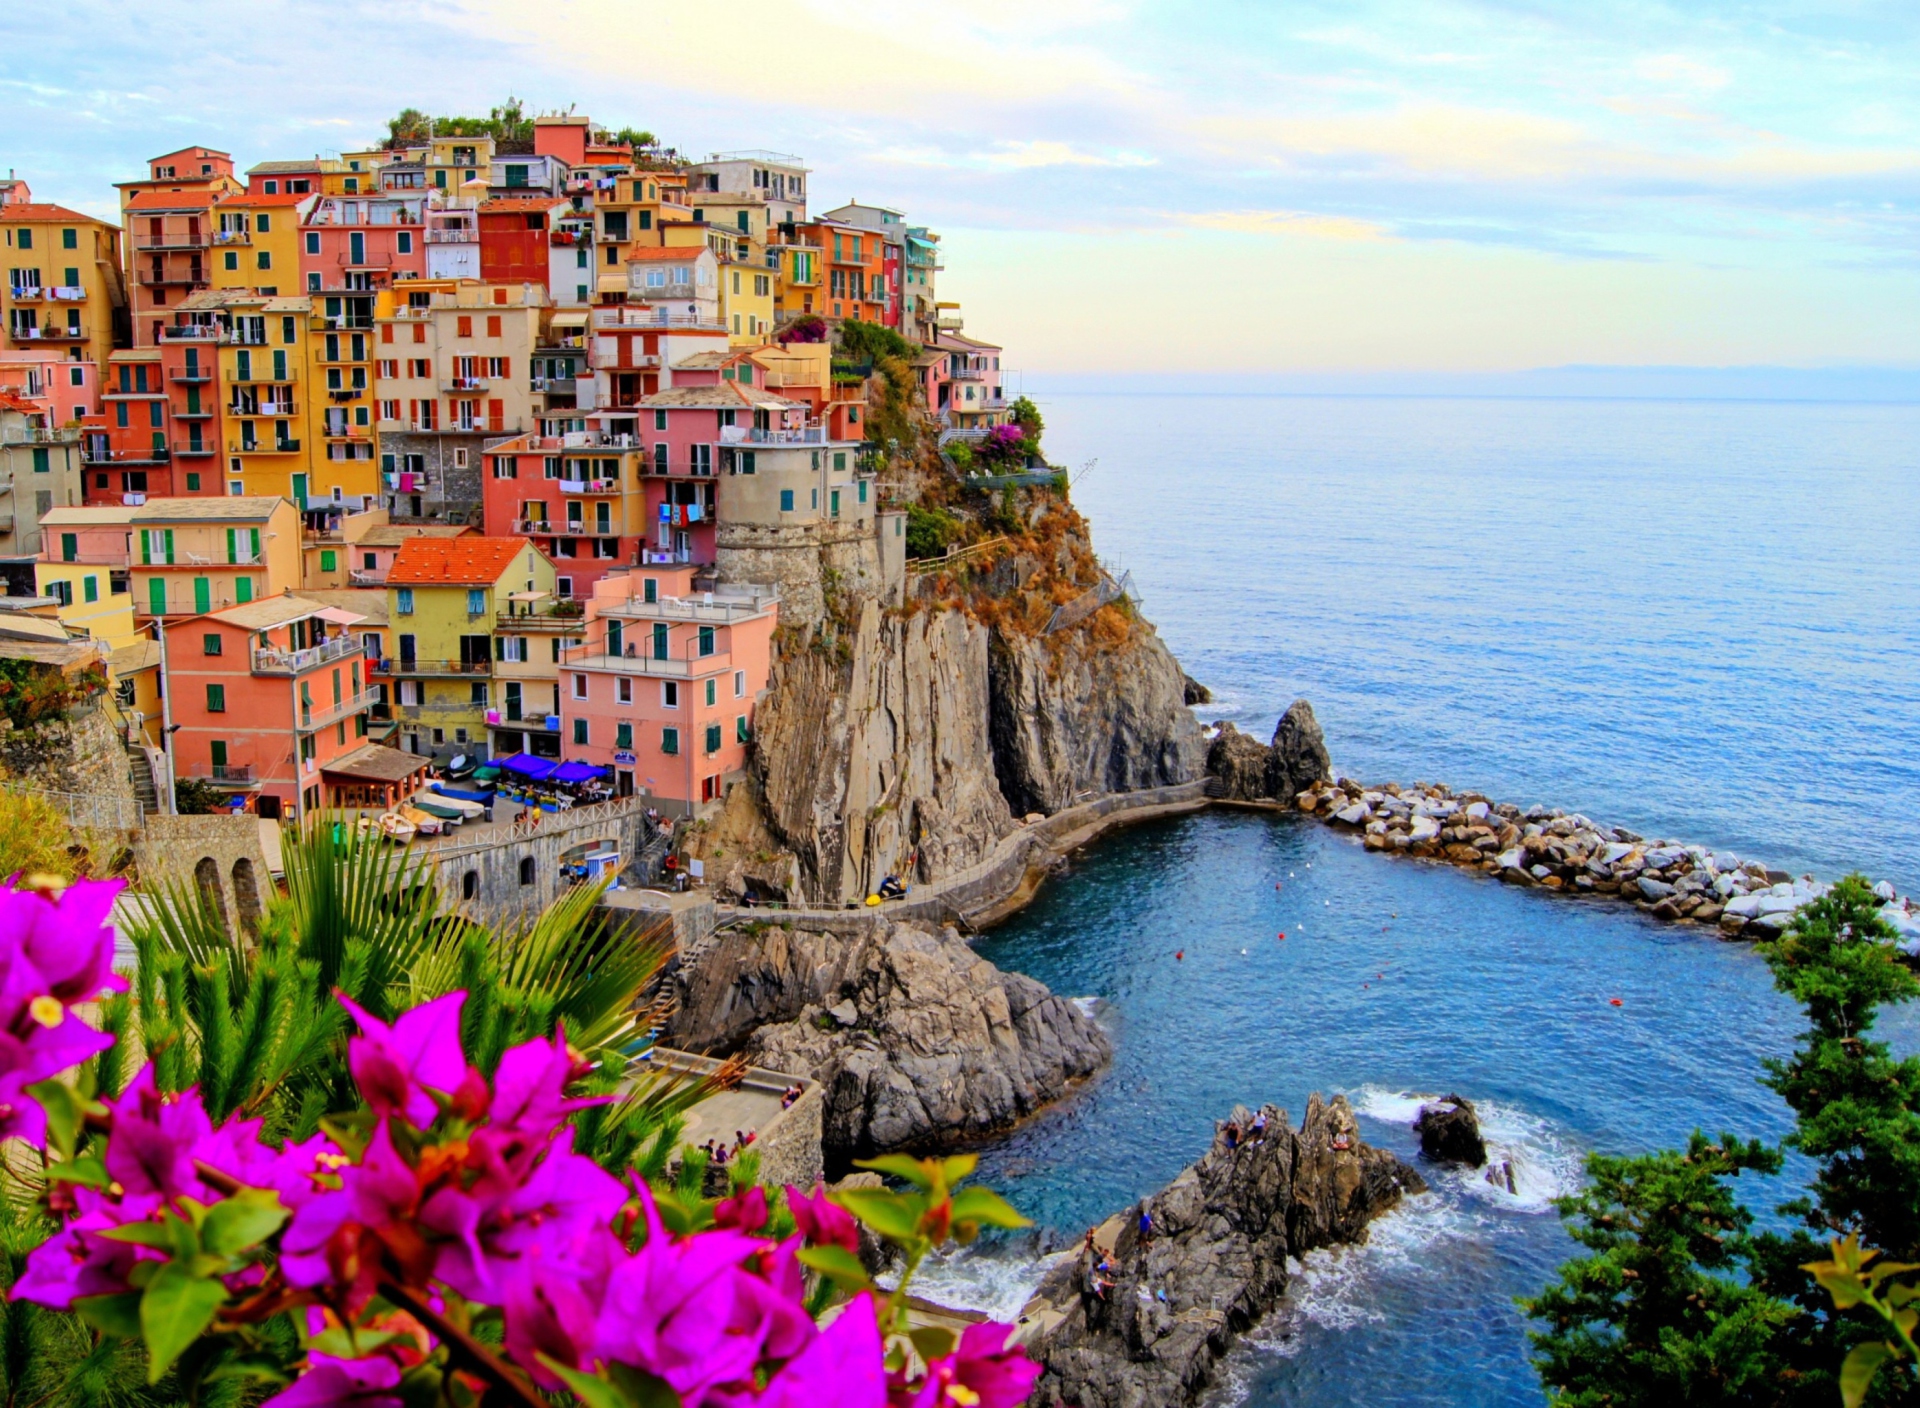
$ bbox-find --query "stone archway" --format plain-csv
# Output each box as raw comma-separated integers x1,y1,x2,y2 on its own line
194,856,230,933
231,857,262,939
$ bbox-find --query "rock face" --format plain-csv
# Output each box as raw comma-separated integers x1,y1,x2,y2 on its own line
662,920,1110,1171
1202,700,1333,804
1181,674,1212,706
1268,699,1332,800
988,622,1203,819
1028,1095,1424,1408
749,599,1017,906
1414,1094,1487,1167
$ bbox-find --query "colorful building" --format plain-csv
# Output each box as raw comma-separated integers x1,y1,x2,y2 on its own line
117,148,242,348
0,185,125,372
559,564,777,813
821,204,905,329
32,505,136,642
383,535,555,761
0,348,100,427
479,433,648,598
161,593,378,820
0,392,86,567
129,495,301,620
209,189,308,296
477,197,591,305
300,507,469,590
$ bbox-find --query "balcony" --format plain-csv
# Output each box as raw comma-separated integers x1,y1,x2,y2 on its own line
252,633,367,675
720,425,828,446
310,313,376,332
560,646,730,678
300,688,381,732
229,399,299,419
348,568,387,586
557,478,622,494
212,230,251,246
171,440,216,457
136,269,206,288
132,232,208,252
224,365,296,383
8,286,43,302
182,762,259,787
168,368,212,384
591,308,724,332
9,325,84,342
1,426,81,445
160,324,224,342
440,377,489,392
83,446,170,465
374,657,492,677
540,335,586,351
327,388,365,402
228,438,301,455
530,375,576,392
601,594,773,625
495,604,586,630
424,228,477,244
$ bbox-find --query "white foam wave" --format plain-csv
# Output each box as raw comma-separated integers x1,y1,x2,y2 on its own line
1070,996,1102,1019
1350,1085,1585,1212
906,1244,1056,1323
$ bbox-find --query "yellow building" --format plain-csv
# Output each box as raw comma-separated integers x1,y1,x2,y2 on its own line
129,496,302,620
0,187,125,374
209,191,307,296
770,237,822,322
662,222,773,344
35,506,140,648
588,162,692,285
384,535,555,761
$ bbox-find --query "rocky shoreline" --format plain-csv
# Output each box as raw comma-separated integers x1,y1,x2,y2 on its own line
1286,773,1920,952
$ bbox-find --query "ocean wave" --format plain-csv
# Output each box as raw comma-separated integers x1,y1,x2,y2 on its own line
904,1243,1058,1323
1351,1086,1585,1211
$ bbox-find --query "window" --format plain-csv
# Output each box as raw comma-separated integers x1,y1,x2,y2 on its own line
62,228,77,250
203,633,222,656
736,715,750,743
643,578,658,604
616,677,632,705
653,410,666,431
779,488,794,513
704,723,722,754
320,550,336,572
486,315,502,337
466,588,485,615
571,674,587,700
705,678,716,707
661,727,679,756
257,251,271,270
397,232,412,254
697,626,714,657
616,722,633,749
519,856,536,886
572,718,588,745
471,682,487,705
734,669,745,697
206,684,226,713
224,251,239,271
306,233,320,255
662,681,679,708
396,587,414,614
457,315,472,337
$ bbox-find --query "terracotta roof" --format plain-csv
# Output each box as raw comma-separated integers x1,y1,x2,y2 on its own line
247,160,322,175
206,595,332,631
300,588,389,628
643,382,799,412
218,190,311,208
478,197,569,213
0,391,41,415
387,536,535,586
124,190,217,212
109,640,161,676
150,147,231,163
0,204,108,225
358,523,471,549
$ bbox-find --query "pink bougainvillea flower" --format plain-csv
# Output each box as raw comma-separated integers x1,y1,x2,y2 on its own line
500,1227,622,1387
424,1128,626,1301
104,1066,216,1202
486,1029,603,1146
259,1352,404,1408
7,876,128,1005
714,1185,768,1235
12,1187,164,1309
890,1322,1039,1408
785,1183,860,1257
336,991,469,1126
281,1119,422,1296
755,1291,886,1408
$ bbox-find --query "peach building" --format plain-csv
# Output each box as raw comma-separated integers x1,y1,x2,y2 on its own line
557,565,776,813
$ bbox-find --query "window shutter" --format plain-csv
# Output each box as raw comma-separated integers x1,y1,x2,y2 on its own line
226,528,236,564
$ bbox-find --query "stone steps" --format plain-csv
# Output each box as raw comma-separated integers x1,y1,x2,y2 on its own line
123,743,159,816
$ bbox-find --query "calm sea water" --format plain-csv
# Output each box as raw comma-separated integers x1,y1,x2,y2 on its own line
917,396,1920,1405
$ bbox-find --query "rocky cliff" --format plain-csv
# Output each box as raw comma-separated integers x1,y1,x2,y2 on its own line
1026,1095,1424,1408
1204,699,1333,804
661,918,1110,1172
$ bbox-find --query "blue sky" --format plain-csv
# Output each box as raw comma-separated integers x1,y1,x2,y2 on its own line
5,0,1918,374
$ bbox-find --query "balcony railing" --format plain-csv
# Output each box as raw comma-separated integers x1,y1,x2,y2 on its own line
182,762,258,785
347,568,387,586
300,688,381,732
530,376,576,392
310,314,376,332
252,633,367,675
212,230,251,246
424,228,477,244
9,326,84,341
84,446,170,464
136,269,205,287
224,365,296,383
559,646,730,678
8,286,43,302
1,427,82,445
159,324,223,342
167,368,212,384
228,439,301,455
374,658,492,676
720,425,827,445
495,605,586,630
557,478,622,494
441,377,488,392
171,440,216,457
132,233,208,251
600,594,772,624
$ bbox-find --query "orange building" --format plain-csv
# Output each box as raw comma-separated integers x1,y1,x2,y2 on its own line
162,593,379,820
117,148,242,348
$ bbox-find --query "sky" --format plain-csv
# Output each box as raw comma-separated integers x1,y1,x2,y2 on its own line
4,0,1919,378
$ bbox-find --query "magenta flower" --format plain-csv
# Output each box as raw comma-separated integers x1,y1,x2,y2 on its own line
337,991,469,1127
488,1030,602,1145
281,1119,421,1293
424,1128,627,1301
500,1227,621,1387
755,1292,886,1408
785,1184,860,1257
714,1186,768,1234
890,1323,1039,1408
6,876,128,1005
12,1187,164,1309
104,1067,216,1202
259,1352,404,1408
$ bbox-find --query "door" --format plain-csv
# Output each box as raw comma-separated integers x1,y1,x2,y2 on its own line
291,473,307,509
148,578,166,616
193,578,211,614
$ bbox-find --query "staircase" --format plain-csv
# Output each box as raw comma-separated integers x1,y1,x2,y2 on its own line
124,742,160,816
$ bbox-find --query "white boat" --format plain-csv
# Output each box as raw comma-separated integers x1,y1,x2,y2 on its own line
376,811,416,842
399,805,444,837
418,788,485,819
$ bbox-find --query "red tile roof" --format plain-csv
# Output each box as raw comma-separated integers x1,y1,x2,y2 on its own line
0,391,43,415
125,190,217,212
0,203,110,225
478,197,569,213
387,536,536,586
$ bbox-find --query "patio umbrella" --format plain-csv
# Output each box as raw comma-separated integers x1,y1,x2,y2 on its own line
500,753,559,781
553,760,606,784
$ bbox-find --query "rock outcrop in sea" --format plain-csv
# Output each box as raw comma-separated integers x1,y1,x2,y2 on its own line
1024,1095,1424,1408
662,918,1110,1172
1203,699,1333,804
1415,1094,1487,1167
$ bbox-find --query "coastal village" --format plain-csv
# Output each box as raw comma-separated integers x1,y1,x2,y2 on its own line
0,115,1021,840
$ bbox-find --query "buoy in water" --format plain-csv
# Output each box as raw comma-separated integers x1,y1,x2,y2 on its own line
1176,950,1185,961
1277,932,1286,940
1240,948,1248,955
1609,997,1623,1006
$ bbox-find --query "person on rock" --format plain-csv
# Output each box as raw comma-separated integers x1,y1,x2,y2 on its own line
1138,1208,1154,1247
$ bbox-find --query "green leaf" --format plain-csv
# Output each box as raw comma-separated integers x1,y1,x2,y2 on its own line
99,1222,183,1251
948,1187,1031,1232
139,1262,229,1383
49,1154,111,1188
1840,1341,1894,1408
605,1361,682,1408
306,1327,404,1361
855,1155,939,1190
796,1244,871,1290
908,1326,957,1362
537,1357,643,1408
939,1154,979,1186
833,1188,925,1246
201,1188,288,1257
73,1291,143,1339
27,1079,93,1161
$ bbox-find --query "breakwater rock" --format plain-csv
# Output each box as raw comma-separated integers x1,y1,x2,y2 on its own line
1202,699,1333,804
1024,1095,1424,1408
1415,1094,1486,1167
661,918,1110,1173
1291,776,1920,952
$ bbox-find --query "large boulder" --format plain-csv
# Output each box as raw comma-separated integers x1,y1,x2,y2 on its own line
1414,1094,1487,1167
1204,723,1273,802
1268,699,1332,800
663,920,1109,1172
1027,1095,1424,1408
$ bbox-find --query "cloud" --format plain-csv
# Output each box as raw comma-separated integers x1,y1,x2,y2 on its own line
1178,208,1391,241
1633,53,1733,94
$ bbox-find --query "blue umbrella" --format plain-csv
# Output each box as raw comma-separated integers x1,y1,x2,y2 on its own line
553,760,606,783
500,753,559,781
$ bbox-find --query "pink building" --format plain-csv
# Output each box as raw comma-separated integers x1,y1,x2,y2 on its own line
0,352,97,425
557,565,777,813
635,378,815,565
300,194,428,295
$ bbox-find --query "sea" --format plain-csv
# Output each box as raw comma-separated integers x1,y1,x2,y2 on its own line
915,394,1920,1406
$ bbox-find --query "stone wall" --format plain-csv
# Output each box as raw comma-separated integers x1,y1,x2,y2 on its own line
135,814,276,937
0,705,139,815
416,795,655,925
716,518,887,632
378,431,487,525
649,1047,824,1191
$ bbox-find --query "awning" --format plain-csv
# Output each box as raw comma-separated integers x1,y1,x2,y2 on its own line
499,753,559,781
596,274,629,295
505,590,549,602
322,744,432,785
550,311,589,327
315,607,367,626
553,760,606,783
